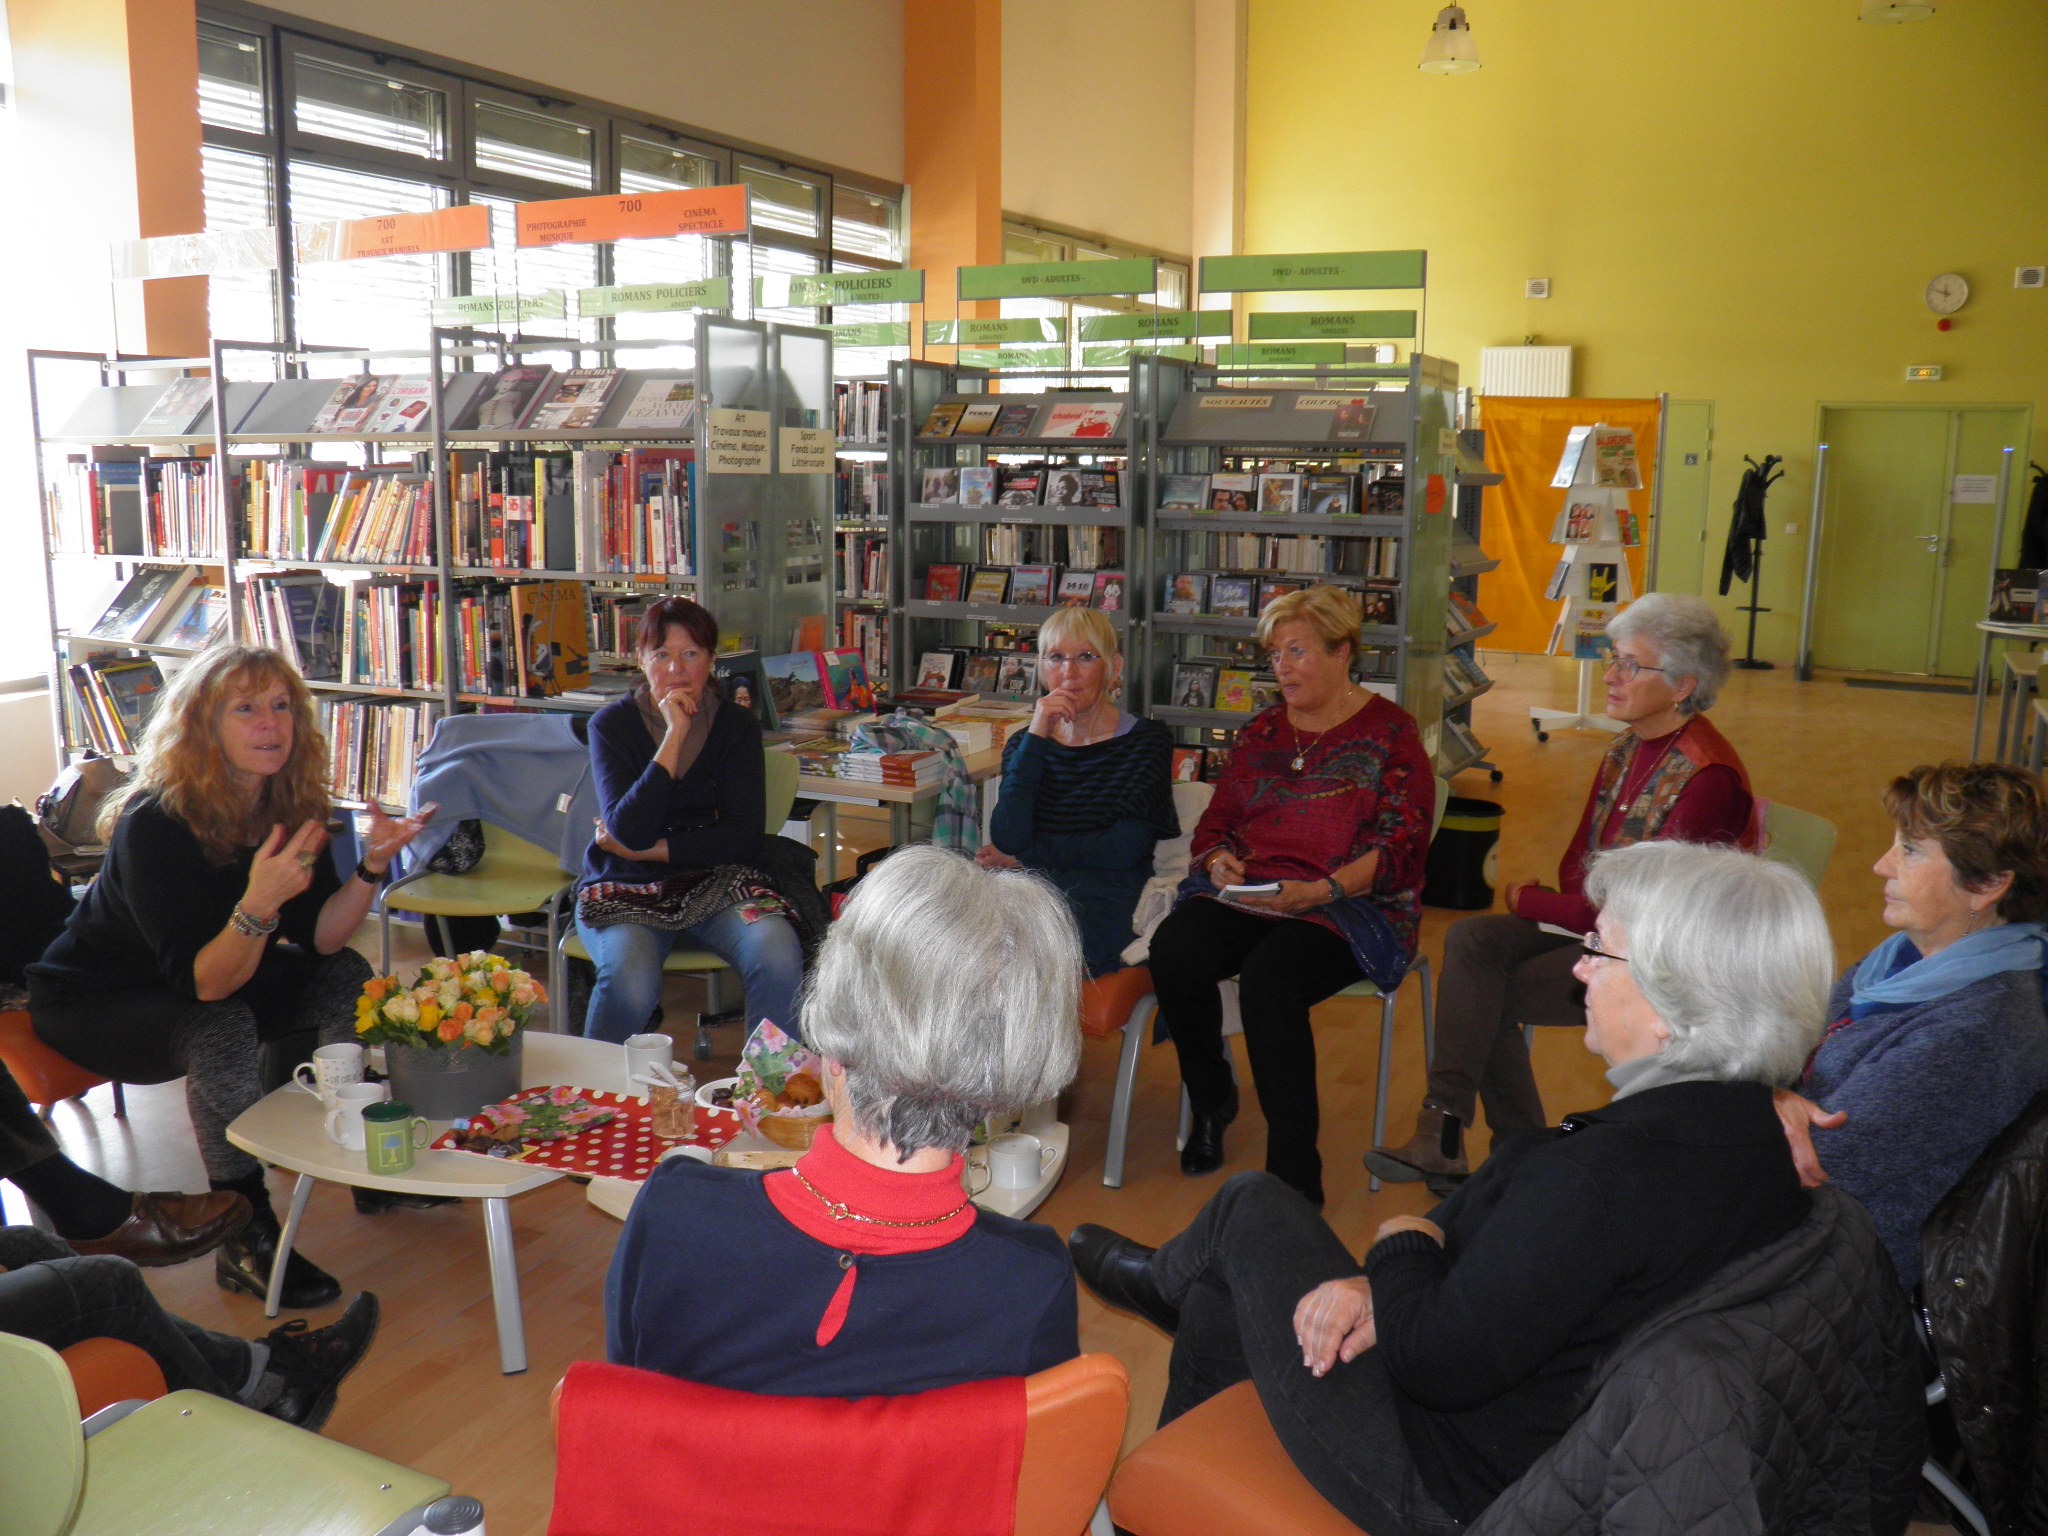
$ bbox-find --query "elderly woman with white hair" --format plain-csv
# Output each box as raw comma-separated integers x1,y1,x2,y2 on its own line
1369,592,1758,1188
979,604,1178,977
1072,843,1824,1534
605,845,1084,1396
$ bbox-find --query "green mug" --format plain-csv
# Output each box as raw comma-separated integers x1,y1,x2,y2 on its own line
363,1100,431,1176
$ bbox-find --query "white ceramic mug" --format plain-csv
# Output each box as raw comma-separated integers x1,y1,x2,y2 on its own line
988,1132,1056,1191
324,1081,389,1150
624,1032,674,1105
292,1043,365,1105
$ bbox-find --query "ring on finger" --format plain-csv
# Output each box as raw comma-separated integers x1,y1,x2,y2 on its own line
297,853,318,868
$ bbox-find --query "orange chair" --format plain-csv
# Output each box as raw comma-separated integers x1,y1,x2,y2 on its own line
0,1010,125,1121
59,1337,168,1419
550,1353,1131,1536
1106,1379,1359,1536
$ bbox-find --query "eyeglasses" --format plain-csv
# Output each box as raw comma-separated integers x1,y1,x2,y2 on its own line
1263,643,1319,667
1606,655,1675,682
1041,650,1103,670
1581,933,1630,965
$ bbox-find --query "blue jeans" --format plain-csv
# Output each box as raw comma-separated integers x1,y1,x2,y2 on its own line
576,904,806,1045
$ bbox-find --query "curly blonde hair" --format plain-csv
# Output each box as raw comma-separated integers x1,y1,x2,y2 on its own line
99,645,332,864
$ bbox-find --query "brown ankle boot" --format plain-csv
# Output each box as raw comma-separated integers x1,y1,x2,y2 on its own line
1364,1101,1469,1184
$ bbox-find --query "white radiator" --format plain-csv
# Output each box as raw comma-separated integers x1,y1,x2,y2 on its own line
1480,345,1573,397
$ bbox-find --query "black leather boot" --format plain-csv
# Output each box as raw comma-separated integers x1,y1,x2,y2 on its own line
1069,1224,1180,1334
215,1208,342,1310
1180,1084,1240,1177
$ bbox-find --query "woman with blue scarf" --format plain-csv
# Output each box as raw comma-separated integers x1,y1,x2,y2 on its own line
1776,762,2048,1287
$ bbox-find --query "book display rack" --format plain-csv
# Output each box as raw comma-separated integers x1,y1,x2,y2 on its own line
1445,429,1503,782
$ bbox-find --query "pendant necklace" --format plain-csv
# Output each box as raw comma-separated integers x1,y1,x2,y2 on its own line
1289,686,1363,772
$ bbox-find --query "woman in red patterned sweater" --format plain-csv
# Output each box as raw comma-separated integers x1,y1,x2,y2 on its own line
1150,586,1436,1207
1367,593,1756,1190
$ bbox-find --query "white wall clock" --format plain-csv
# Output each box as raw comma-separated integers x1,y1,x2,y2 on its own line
1925,273,1970,314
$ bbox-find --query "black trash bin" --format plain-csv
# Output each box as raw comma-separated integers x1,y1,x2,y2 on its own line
1423,797,1504,910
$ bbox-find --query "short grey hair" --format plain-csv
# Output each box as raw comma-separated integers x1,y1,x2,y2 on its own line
1585,842,1831,1087
801,845,1083,1158
1606,593,1731,715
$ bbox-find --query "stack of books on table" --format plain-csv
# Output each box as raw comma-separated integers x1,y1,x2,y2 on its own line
793,740,944,787
935,700,1032,753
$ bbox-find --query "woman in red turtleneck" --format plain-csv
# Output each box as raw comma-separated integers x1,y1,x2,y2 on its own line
1367,594,1756,1189
605,846,1084,1397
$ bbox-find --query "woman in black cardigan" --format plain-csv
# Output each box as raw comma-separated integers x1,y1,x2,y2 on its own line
1070,842,1832,1535
576,596,804,1043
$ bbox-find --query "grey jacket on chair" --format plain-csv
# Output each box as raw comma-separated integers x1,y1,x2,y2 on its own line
1467,1187,1925,1536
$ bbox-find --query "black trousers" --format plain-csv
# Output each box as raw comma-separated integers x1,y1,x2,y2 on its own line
0,1062,59,1180
1150,1172,1460,1536
0,1227,253,1397
1148,899,1364,1197
1425,915,1585,1135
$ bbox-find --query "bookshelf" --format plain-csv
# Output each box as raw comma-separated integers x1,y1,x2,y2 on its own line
1445,429,1504,783
887,356,1139,699
29,312,832,809
1135,353,1460,776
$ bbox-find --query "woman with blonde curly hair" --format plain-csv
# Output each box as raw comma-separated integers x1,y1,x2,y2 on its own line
28,646,431,1310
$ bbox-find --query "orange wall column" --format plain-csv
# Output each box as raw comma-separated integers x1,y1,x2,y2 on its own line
11,0,207,355
904,0,1003,354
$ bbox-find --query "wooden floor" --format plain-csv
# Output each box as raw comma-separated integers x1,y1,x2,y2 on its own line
10,654,1979,1534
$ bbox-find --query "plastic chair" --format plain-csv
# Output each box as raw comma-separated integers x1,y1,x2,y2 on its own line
0,1330,453,1536
1090,778,1452,1191
0,1013,124,1122
379,823,576,1029
557,748,801,1056
57,1340,165,1421
547,1351,1129,1536
1761,801,1838,888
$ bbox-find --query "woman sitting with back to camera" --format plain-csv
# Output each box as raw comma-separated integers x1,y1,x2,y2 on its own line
577,595,807,1044
607,846,1082,1394
27,646,431,1310
1776,762,2048,1288
1369,591,1755,1188
1072,843,1845,1535
1147,584,1436,1207
978,605,1177,977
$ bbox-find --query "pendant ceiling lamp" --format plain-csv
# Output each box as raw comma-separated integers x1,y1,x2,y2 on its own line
1859,1,1935,19
1419,5,1481,74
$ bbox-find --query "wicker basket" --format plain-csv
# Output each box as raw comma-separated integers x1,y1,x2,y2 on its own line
757,1108,831,1150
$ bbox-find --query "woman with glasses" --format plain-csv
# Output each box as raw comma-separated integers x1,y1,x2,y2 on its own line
1369,592,1755,1190
1146,585,1435,1205
980,606,1177,977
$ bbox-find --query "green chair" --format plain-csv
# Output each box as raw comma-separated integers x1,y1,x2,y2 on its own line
0,1330,452,1536
378,824,576,1028
558,748,802,1056
1762,801,1838,888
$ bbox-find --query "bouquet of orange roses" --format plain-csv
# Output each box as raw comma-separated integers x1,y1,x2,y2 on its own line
354,951,546,1056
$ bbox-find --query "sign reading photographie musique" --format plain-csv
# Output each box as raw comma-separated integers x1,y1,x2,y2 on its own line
704,408,771,474
516,185,749,248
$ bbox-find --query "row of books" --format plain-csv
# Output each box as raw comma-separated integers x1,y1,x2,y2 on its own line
918,398,1125,442
447,448,695,576
923,564,1128,612
1444,648,1492,697
450,581,592,697
835,461,886,523
77,565,226,650
980,524,1124,569
313,469,434,565
790,740,946,787
321,699,437,807
837,607,889,685
912,649,1045,702
917,466,1121,511
834,380,889,443
839,532,888,603
47,452,228,560
1168,660,1281,714
64,654,163,754
1171,533,1401,579
1160,574,1399,626
1159,470,1404,518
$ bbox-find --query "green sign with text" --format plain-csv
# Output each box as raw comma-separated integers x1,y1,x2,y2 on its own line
1080,344,1201,366
1076,310,1233,342
1212,343,1349,366
957,346,1068,369
831,321,912,347
432,291,567,323
1199,251,1426,293
925,317,1066,345
774,269,924,306
1248,309,1418,341
575,278,730,317
957,256,1158,300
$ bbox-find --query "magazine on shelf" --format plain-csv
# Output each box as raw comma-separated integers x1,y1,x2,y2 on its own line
1090,572,1127,612
1585,562,1621,605
961,653,1002,695
1172,747,1205,783
1359,581,1399,626
458,367,557,432
156,584,229,650
763,652,827,718
1257,579,1304,615
1158,473,1208,512
1448,591,1491,634
1544,557,1573,602
508,581,592,697
1209,575,1254,619
527,370,623,432
996,469,1045,507
73,656,165,752
132,378,215,437
995,652,1038,699
86,565,199,643
310,376,394,434
1207,473,1255,513
958,467,995,507
1039,401,1124,439
1593,427,1642,490
1257,473,1303,517
1550,425,1595,488
714,652,777,729
1615,505,1643,548
1161,573,1209,614
617,378,698,431
919,401,967,438
955,401,1002,437
1328,397,1378,442
916,651,962,690
1056,572,1095,607
990,403,1038,439
1046,469,1118,508
361,377,435,435
1572,605,1618,662
920,467,961,505
1215,669,1257,712
1171,663,1217,710
817,648,876,710
967,568,1012,605
1010,565,1056,607
924,564,967,602
1304,474,1356,516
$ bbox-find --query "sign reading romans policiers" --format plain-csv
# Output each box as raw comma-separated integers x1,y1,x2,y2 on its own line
1247,310,1418,341
957,256,1158,301
431,292,568,324
577,278,733,317
1198,251,1427,293
756,270,925,307
516,185,749,248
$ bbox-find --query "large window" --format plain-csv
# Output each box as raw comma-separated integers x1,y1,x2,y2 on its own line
998,221,1191,375
197,8,905,361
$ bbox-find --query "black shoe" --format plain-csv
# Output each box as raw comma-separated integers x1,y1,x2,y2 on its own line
215,1215,342,1310
352,1187,459,1215
1069,1224,1180,1334
263,1292,380,1432
1180,1084,1240,1178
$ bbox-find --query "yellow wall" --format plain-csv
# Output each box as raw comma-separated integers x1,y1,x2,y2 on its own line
1243,0,2048,655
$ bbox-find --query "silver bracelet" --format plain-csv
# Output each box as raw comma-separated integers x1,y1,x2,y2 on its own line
229,904,279,939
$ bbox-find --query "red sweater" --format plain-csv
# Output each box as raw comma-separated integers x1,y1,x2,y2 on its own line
1515,719,1753,935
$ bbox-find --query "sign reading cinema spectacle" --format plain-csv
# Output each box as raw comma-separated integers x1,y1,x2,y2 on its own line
957,256,1158,300
576,278,732,317
1248,310,1418,341
924,317,1066,346
516,185,749,249
757,269,925,307
298,205,492,263
1199,250,1427,293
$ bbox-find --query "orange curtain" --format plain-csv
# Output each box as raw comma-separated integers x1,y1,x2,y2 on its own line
1475,398,1663,654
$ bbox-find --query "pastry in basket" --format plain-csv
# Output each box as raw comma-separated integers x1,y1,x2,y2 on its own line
732,1021,834,1147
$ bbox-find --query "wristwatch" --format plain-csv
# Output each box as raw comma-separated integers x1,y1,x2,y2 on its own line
1325,876,1344,905
354,858,389,886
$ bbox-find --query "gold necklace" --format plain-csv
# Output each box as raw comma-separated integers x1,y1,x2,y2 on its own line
1287,686,1363,773
790,1164,971,1228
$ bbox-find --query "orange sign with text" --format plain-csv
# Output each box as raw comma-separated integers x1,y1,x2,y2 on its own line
327,205,491,260
515,185,749,249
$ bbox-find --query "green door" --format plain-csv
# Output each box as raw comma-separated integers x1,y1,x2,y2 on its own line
1814,405,2033,676
1650,401,1713,595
